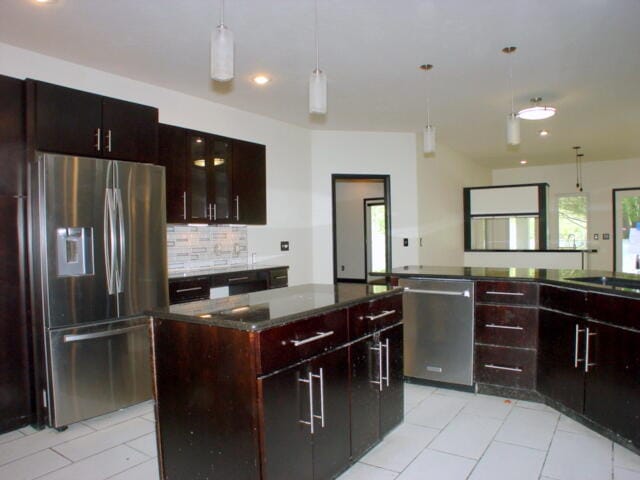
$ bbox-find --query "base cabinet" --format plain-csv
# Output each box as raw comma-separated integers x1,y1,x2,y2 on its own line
260,347,350,480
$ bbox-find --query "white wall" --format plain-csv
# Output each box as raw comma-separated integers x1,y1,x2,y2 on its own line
493,157,640,271
0,42,314,286
311,131,419,283
416,142,492,266
335,180,385,279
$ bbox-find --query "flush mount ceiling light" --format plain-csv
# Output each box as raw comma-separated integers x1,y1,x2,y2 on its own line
502,46,520,147
420,64,436,154
539,129,549,137
211,0,234,82
520,159,528,165
253,75,271,85
33,0,57,3
519,97,557,120
309,0,327,114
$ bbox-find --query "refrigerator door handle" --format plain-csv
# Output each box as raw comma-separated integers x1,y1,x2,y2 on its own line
115,187,126,293
104,188,117,295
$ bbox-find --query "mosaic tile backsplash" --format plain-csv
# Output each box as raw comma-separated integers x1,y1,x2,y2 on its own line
167,224,248,272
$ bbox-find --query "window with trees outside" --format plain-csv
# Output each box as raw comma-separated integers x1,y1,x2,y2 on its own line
558,194,588,249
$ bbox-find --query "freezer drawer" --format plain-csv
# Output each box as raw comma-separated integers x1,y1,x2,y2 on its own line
47,317,152,428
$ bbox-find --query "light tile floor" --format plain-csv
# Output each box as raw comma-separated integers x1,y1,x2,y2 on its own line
0,383,639,479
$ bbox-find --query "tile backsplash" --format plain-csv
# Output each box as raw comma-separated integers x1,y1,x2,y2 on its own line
167,224,248,272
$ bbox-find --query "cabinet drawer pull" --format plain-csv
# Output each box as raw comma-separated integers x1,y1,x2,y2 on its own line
228,276,249,282
485,291,525,296
274,275,288,280
176,286,204,293
365,310,396,321
483,363,523,373
405,288,470,297
485,323,524,331
290,331,334,347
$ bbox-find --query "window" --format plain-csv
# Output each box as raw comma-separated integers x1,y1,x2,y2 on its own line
557,194,588,249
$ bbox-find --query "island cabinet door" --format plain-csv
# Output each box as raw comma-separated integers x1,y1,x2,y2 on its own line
350,335,381,459
537,309,585,413
379,325,404,437
583,322,640,448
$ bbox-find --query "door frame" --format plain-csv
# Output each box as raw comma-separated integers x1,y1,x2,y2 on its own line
363,197,387,282
331,174,392,283
612,186,640,271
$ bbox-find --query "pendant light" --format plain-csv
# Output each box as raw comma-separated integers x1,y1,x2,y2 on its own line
309,0,327,114
420,64,436,154
573,146,584,192
519,97,557,120
502,46,520,146
211,0,234,82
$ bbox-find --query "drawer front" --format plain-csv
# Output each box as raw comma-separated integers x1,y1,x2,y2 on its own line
169,277,210,304
475,305,538,349
539,285,588,317
211,271,259,288
476,281,538,306
348,294,403,340
268,268,289,289
256,309,348,375
475,345,536,390
587,291,640,330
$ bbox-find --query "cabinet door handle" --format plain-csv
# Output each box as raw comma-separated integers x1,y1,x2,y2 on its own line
228,276,249,283
364,309,396,321
405,288,470,297
485,323,524,331
311,368,325,428
584,327,597,373
485,291,525,296
298,371,314,434
95,127,102,152
182,191,187,220
370,341,384,391
208,203,213,221
175,286,204,293
290,331,334,347
106,129,112,152
235,195,240,221
483,364,523,373
574,324,585,368
383,338,390,387
213,203,217,221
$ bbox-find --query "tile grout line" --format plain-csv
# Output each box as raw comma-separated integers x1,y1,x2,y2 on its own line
537,408,562,480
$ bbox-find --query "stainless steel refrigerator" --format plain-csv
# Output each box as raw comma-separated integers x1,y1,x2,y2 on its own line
30,152,168,428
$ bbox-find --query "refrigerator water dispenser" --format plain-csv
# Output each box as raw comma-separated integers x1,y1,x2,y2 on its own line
56,227,94,277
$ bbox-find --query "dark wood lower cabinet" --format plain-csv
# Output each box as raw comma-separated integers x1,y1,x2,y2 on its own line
583,321,640,446
350,325,404,459
537,309,585,413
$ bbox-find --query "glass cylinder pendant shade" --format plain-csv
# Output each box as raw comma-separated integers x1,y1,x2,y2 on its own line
423,125,436,154
309,69,327,114
211,24,234,82
506,113,520,146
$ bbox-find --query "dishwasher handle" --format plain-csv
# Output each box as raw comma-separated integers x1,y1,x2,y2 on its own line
404,287,471,298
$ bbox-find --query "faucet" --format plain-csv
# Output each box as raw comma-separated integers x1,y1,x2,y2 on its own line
567,234,576,249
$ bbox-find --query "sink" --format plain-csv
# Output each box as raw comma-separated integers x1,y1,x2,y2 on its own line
565,276,640,289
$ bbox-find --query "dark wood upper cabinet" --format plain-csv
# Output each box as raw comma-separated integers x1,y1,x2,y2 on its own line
158,124,188,223
159,123,266,225
0,75,26,196
101,97,158,163
28,80,158,163
233,139,267,225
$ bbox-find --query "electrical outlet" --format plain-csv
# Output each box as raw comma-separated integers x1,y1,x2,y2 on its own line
341,265,345,271
602,233,610,240
403,238,409,247
593,233,599,240
280,241,290,251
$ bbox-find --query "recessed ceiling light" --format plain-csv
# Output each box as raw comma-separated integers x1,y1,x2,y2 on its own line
538,129,549,137
520,159,528,165
195,138,203,143
253,75,271,85
33,0,57,4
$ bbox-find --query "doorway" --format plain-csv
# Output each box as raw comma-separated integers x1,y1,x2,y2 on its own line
332,175,391,283
613,187,640,273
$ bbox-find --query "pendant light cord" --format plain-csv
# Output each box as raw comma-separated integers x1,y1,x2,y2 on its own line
508,52,514,115
425,70,431,126
220,0,225,26
314,0,320,71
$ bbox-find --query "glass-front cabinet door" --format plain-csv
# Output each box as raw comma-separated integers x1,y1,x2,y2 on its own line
209,138,233,222
188,133,209,222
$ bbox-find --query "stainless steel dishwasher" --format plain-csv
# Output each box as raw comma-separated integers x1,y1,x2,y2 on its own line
399,277,474,386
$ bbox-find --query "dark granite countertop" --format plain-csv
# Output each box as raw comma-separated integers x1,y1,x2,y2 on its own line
150,283,403,331
168,263,288,280
372,266,640,298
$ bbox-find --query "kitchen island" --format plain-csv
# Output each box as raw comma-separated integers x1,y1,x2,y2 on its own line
375,266,640,452
149,283,404,480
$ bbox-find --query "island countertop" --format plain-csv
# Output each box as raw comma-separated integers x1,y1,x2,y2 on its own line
371,266,640,298
149,283,403,331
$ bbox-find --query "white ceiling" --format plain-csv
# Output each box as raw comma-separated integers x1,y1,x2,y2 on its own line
2,0,640,168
